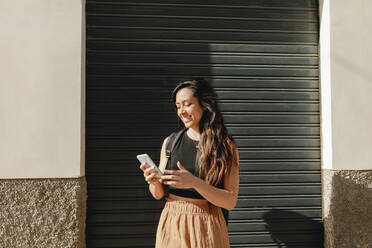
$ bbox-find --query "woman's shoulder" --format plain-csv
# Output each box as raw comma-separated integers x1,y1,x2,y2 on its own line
162,129,187,150
166,129,187,142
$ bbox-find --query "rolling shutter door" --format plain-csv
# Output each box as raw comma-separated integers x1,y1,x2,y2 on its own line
86,0,322,247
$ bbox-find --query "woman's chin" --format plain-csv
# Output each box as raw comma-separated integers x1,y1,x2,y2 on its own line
183,122,192,128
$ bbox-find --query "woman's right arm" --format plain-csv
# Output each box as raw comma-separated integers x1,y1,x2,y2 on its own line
139,137,169,200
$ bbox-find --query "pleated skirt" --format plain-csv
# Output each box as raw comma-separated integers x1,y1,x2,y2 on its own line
155,194,230,248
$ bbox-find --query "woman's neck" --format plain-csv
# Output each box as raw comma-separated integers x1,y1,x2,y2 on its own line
187,127,200,141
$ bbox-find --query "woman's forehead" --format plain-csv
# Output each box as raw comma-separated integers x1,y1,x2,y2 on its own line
175,88,195,103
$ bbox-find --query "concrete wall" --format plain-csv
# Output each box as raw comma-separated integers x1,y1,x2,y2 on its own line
319,0,372,247
0,178,87,248
0,0,85,178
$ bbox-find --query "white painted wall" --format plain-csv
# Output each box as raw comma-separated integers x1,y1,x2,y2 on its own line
319,0,333,171
0,0,85,178
320,0,372,170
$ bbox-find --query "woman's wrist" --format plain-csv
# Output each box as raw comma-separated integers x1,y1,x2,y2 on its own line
149,179,162,185
192,176,204,189
149,180,165,199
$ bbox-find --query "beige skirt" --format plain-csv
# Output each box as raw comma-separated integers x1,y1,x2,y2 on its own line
155,194,230,248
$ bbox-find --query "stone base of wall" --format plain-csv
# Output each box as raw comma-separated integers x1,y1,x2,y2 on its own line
323,170,372,248
0,177,86,248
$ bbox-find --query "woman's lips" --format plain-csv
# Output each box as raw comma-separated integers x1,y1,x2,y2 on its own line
182,116,192,123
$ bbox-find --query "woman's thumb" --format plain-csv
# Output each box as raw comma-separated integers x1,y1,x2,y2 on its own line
177,161,187,171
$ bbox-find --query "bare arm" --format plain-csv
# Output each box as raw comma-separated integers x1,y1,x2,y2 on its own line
193,160,239,210
140,137,169,200
163,147,240,210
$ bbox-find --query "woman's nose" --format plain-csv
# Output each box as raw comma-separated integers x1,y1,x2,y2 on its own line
179,106,186,114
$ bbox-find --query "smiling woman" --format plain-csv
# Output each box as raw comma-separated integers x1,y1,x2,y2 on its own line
139,79,239,248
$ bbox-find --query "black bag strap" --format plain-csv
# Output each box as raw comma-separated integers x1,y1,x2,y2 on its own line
165,129,187,159
162,129,186,200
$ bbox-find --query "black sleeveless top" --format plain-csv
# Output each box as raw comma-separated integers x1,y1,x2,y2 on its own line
167,130,205,199
166,130,230,224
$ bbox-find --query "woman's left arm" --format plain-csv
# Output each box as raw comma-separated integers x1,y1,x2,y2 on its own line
162,148,240,210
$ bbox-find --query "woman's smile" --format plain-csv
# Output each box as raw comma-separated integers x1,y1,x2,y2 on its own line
181,113,195,127
181,115,192,123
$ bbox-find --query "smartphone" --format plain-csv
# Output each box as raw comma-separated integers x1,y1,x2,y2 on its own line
137,153,163,178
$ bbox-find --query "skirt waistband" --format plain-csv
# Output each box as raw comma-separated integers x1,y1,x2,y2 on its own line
167,193,208,204
165,194,219,215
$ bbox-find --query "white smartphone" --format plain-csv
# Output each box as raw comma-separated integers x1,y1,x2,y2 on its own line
137,153,163,178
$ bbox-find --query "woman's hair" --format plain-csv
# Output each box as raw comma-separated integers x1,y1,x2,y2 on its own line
171,78,238,186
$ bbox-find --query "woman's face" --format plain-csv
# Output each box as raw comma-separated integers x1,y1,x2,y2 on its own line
175,87,205,131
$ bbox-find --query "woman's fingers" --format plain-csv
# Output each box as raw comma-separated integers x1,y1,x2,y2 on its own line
145,171,159,184
161,175,179,181
163,169,181,175
140,162,165,186
162,167,197,189
139,162,149,172
164,181,177,186
140,163,159,184
145,172,156,181
143,165,155,176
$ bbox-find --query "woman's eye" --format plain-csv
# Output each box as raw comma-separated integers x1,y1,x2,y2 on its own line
176,103,191,110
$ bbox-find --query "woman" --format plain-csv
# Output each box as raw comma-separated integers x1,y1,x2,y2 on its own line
139,79,239,247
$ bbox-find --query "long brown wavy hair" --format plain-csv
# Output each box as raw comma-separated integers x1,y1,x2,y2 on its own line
171,79,238,187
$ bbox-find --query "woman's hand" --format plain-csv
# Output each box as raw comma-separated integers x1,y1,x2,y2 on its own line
161,161,199,189
140,163,160,185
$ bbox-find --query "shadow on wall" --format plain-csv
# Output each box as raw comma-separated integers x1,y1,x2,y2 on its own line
264,210,324,248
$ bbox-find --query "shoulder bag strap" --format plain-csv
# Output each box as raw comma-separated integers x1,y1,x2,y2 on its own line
163,129,187,199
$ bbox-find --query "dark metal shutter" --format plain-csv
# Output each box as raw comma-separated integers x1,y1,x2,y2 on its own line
86,1,322,247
